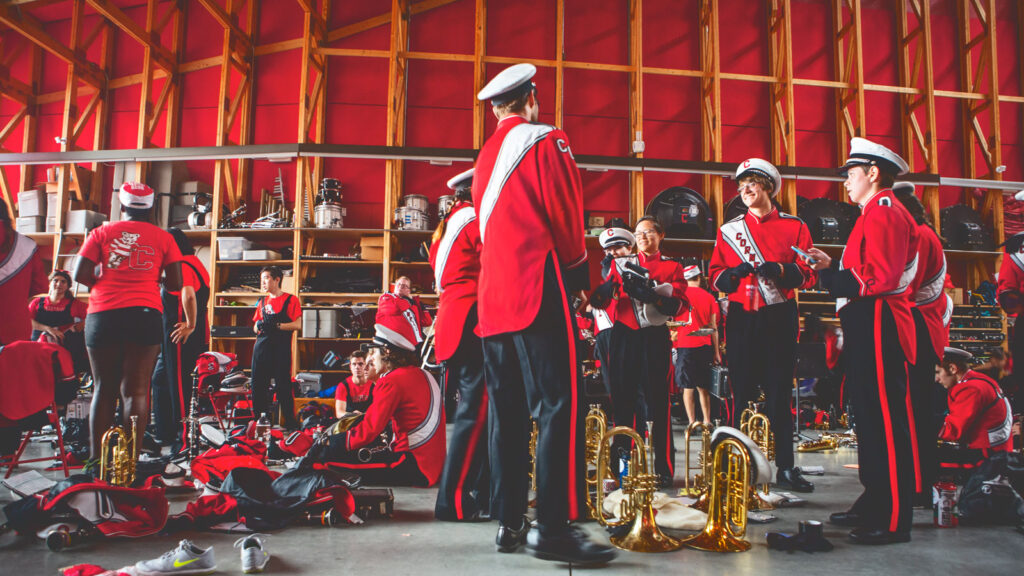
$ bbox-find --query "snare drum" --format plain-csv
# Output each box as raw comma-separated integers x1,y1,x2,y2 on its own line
394,206,430,231
314,203,345,229
438,195,455,222
402,194,429,213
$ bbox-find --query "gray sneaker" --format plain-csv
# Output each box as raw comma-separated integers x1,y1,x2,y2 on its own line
135,539,216,575
235,533,270,573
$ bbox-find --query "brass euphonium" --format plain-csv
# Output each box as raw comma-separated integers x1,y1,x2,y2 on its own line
99,415,138,487
738,402,757,433
584,404,613,520
594,423,682,552
681,437,751,553
681,421,712,497
739,410,774,510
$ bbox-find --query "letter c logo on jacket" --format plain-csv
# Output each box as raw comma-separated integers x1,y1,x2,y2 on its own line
556,138,573,157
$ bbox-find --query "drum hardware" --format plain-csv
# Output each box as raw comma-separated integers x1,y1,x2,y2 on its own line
394,206,429,231
595,421,683,552
681,437,752,552
100,416,138,487
401,194,429,213
219,205,247,229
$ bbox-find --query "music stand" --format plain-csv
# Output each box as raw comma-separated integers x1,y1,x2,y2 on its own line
794,342,827,441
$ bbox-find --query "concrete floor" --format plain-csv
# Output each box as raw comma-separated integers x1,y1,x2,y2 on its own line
1,425,1020,576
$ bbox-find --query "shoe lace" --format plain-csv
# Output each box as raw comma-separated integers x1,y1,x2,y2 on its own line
157,540,189,562
233,533,269,550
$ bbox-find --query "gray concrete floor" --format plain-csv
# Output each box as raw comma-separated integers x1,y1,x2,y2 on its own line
1,424,1020,575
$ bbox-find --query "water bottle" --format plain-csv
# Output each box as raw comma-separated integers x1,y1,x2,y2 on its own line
255,413,271,456
745,283,760,312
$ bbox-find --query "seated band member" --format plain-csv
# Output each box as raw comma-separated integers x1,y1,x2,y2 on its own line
377,276,432,349
0,200,48,345
252,266,301,429
311,311,446,487
673,265,720,426
335,350,374,417
935,347,1013,470
29,269,89,373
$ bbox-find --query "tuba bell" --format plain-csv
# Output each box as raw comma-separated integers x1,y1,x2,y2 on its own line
594,422,682,552
741,411,775,510
99,415,139,487
682,436,752,552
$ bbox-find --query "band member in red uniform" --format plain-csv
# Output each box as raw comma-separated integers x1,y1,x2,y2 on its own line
0,202,48,345
473,64,615,564
806,138,920,545
935,348,1012,469
335,350,374,416
673,265,720,426
589,228,634,394
377,276,432,349
893,182,951,505
310,312,446,487
431,168,490,522
29,269,89,373
74,182,183,461
590,217,687,485
252,266,301,429
997,232,1024,389
709,158,817,492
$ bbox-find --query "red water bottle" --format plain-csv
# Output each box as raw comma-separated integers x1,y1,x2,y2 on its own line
745,283,760,312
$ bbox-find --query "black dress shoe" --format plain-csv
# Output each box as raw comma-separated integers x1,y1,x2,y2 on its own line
495,516,530,553
848,527,911,545
776,467,814,493
527,525,618,565
828,511,865,527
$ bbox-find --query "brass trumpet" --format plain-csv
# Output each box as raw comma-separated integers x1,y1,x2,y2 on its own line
681,421,713,497
738,402,757,433
797,436,839,452
584,405,614,520
594,423,682,552
682,436,752,553
99,415,138,487
739,410,774,510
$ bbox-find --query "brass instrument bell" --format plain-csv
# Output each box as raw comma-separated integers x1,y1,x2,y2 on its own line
682,436,752,553
99,415,139,487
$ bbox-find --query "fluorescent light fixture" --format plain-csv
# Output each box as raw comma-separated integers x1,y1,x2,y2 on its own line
940,177,1024,192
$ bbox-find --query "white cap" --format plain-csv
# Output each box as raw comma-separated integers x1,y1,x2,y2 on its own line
892,181,915,195
599,227,635,249
119,181,155,210
839,137,909,176
735,158,782,197
683,265,701,280
477,63,537,104
1014,190,1024,202
446,168,474,191
942,347,973,363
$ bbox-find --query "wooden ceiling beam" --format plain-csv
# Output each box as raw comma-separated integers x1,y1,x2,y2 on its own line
85,0,176,72
196,0,253,54
0,2,105,88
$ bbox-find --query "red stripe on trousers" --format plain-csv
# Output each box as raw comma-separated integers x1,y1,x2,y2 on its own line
551,262,580,521
330,453,408,470
905,363,921,492
454,385,488,520
874,300,901,533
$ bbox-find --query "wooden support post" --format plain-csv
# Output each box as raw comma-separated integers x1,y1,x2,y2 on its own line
297,0,330,228
18,45,40,197
383,0,410,283
472,0,487,149
768,0,796,215
700,0,723,227
832,0,865,203
628,0,644,224
555,0,565,129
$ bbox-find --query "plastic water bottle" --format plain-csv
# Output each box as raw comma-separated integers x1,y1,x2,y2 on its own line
745,284,760,311
256,413,271,456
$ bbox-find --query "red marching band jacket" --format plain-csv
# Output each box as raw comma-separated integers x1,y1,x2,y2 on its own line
344,366,446,486
428,201,480,362
835,190,919,364
911,224,951,360
708,208,818,309
376,292,433,346
997,244,1024,312
600,252,688,330
471,115,588,337
939,370,1013,453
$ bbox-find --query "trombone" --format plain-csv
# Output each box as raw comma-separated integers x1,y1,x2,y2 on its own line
682,436,752,553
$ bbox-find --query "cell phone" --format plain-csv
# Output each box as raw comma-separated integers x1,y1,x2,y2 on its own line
790,245,818,266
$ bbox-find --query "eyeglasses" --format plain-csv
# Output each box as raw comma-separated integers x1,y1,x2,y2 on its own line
634,229,659,237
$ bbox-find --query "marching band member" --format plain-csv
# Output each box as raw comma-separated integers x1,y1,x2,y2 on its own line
805,138,920,545
335,350,374,416
673,265,720,426
377,276,432,348
589,227,634,392
709,158,817,493
893,181,951,505
591,217,687,485
473,63,615,564
310,313,446,487
432,168,491,522
935,347,1013,470
252,265,301,429
997,231,1024,387
29,269,88,372
73,182,183,461
0,201,48,345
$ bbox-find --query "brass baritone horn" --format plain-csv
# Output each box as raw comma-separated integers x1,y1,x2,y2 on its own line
738,402,757,433
584,404,613,520
99,415,139,487
682,421,712,497
595,424,682,552
682,437,751,553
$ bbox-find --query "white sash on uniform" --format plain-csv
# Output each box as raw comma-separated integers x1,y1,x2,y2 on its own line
719,218,786,307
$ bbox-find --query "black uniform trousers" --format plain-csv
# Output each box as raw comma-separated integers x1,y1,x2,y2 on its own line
435,306,490,521
152,323,208,446
841,298,915,533
252,329,297,428
726,300,799,470
324,447,429,487
482,257,586,529
909,309,939,500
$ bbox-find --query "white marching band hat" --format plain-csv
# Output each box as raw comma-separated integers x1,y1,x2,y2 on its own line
839,137,909,177
735,158,782,197
446,168,474,191
942,347,973,363
477,63,537,105
119,181,155,210
892,181,915,195
683,265,701,280
599,227,635,249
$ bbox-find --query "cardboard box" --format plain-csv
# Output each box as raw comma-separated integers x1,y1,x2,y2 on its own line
47,192,60,218
281,276,295,294
242,249,282,261
16,216,42,234
178,181,212,205
46,216,57,233
359,235,391,262
17,187,47,218
65,210,106,233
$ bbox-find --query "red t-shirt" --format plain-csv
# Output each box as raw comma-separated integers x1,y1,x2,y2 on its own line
167,255,210,297
252,292,301,323
29,296,89,324
79,221,182,314
335,376,374,407
673,287,717,348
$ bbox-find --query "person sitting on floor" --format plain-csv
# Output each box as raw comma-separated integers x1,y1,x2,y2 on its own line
335,349,375,417
307,311,446,487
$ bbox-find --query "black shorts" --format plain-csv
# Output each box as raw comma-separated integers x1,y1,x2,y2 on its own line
674,345,713,390
85,306,163,348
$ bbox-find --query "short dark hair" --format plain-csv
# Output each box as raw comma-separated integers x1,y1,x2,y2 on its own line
349,350,367,361
49,269,72,286
635,215,664,235
377,346,418,370
260,265,284,282
124,206,152,222
856,165,895,189
168,227,195,256
989,347,1007,361
494,90,532,116
940,352,971,374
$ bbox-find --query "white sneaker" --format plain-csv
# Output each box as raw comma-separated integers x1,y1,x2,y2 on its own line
235,533,270,573
135,539,216,575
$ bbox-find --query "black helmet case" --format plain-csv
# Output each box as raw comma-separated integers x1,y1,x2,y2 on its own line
644,186,715,240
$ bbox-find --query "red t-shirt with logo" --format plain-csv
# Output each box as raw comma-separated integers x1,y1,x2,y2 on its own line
673,287,717,348
335,375,374,407
252,292,301,323
79,221,182,314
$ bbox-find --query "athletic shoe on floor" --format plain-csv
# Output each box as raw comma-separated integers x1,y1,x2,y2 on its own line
235,533,270,573
135,539,216,575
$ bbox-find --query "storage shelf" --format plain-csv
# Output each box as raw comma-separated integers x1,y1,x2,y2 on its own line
212,336,255,340
216,228,298,239
216,259,292,266
390,261,431,268
303,369,352,374
949,327,1004,332
300,259,380,266
297,338,371,342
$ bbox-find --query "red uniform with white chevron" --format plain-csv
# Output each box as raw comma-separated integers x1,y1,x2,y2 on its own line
939,370,1012,453
911,225,951,360
428,201,480,362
